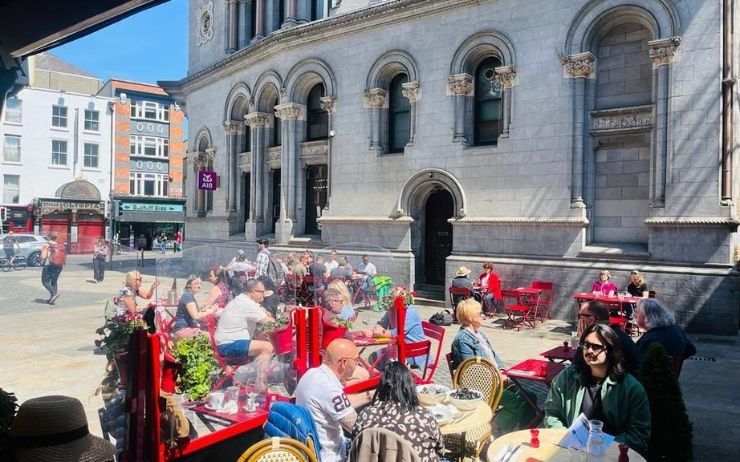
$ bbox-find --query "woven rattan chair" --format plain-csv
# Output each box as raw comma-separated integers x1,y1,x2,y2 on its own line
444,357,505,461
236,437,318,462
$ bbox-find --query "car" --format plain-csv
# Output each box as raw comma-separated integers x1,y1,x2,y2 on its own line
0,233,48,267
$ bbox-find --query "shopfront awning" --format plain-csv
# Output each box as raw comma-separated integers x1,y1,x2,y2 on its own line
120,211,184,224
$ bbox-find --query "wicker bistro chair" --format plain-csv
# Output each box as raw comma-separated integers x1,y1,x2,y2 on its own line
444,357,505,462
236,437,318,462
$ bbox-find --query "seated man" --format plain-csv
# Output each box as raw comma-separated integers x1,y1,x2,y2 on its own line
451,266,474,307
355,255,377,295
330,257,352,280
544,324,651,455
295,338,373,462
575,300,640,375
323,288,355,321
215,279,275,376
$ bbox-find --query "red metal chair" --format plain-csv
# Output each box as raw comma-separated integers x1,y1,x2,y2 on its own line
205,316,246,390
405,339,432,383
445,352,455,379
606,300,628,332
501,289,534,330
449,287,473,322
531,280,554,320
410,321,446,384
280,274,302,304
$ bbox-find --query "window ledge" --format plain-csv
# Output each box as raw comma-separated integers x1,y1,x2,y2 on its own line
1,160,22,165
48,165,70,170
579,243,649,260
50,126,69,132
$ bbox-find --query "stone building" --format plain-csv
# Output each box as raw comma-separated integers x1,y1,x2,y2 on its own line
162,0,739,334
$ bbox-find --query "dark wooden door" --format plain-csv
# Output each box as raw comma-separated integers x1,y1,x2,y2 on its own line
305,165,327,235
271,169,281,233
424,189,453,284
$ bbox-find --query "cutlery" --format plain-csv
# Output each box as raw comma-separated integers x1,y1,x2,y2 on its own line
504,444,522,462
496,445,512,462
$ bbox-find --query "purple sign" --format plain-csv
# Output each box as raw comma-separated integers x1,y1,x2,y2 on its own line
198,170,217,190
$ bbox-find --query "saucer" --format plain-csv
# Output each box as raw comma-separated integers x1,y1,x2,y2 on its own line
204,403,224,411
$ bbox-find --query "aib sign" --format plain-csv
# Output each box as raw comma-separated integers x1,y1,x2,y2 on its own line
198,170,218,190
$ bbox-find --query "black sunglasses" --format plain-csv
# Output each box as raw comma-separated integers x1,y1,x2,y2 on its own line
582,341,607,353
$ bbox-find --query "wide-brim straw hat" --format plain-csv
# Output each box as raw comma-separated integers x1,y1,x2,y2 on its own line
10,395,116,462
456,266,472,277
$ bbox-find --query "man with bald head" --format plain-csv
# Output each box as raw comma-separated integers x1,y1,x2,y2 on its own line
294,338,372,462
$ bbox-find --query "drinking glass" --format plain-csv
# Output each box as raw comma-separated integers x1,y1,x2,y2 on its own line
567,446,586,462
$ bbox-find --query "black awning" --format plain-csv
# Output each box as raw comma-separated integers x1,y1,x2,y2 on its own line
120,211,184,224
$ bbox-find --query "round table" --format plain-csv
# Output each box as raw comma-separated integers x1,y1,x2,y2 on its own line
486,428,646,461
434,401,492,436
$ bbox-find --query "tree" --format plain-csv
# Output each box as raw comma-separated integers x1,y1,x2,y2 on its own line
639,342,693,461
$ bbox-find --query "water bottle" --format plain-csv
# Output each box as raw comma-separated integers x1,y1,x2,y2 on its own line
586,420,606,461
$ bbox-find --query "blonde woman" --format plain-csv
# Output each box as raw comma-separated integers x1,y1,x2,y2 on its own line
115,270,160,316
172,276,218,340
450,298,505,371
627,270,649,298
592,270,618,296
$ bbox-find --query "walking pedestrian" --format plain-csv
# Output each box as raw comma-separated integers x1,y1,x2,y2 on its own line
92,236,109,283
40,232,66,304
174,230,182,253
158,232,167,254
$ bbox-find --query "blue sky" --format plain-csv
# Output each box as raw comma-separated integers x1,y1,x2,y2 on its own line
52,0,188,85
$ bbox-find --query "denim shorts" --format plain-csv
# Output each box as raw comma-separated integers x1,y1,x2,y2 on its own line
218,340,251,361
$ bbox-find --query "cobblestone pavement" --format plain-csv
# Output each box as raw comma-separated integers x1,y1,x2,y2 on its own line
0,250,737,460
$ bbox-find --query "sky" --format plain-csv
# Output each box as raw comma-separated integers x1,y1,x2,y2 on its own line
52,0,188,85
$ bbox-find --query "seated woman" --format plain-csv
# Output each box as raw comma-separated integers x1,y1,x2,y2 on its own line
450,298,505,372
362,289,427,370
115,270,160,316
592,270,618,296
544,324,651,455
627,270,649,298
477,262,503,314
172,276,218,340
634,298,696,360
203,268,231,307
352,361,445,462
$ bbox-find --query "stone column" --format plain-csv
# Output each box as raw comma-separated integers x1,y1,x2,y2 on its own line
238,0,252,47
447,74,473,145
283,0,297,27
252,0,265,41
274,102,304,243
561,52,595,209
295,0,310,23
227,0,238,52
364,88,386,152
494,65,517,138
224,120,243,217
401,81,419,147
320,96,336,200
648,37,680,208
244,112,269,239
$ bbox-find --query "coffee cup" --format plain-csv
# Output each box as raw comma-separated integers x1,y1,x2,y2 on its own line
209,391,225,409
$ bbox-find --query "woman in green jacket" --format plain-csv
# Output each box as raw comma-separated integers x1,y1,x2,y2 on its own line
544,324,651,455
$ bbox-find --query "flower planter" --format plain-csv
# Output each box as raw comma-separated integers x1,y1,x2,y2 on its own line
270,324,294,355
321,322,348,350
161,353,180,394
114,351,129,388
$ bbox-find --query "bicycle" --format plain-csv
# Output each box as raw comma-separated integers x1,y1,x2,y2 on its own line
1,255,26,272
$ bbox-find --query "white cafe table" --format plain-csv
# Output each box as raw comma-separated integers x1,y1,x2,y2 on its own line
486,428,646,461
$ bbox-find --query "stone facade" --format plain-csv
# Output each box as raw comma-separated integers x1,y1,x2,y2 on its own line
163,0,740,334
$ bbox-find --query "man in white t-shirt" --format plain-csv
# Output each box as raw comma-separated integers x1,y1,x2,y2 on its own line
324,250,339,273
356,255,377,295
294,338,373,462
215,279,274,370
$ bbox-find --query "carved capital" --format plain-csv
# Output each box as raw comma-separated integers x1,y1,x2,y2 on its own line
494,65,517,88
245,112,270,128
274,102,303,120
223,120,244,135
447,74,474,96
649,36,681,66
320,96,336,113
401,81,420,102
190,148,216,168
364,88,387,108
561,52,596,78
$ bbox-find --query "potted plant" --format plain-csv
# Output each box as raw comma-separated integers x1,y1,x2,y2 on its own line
376,285,416,312
261,316,293,355
0,388,18,461
321,316,354,349
94,313,148,387
171,334,217,401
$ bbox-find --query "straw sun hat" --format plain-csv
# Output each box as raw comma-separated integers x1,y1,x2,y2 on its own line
456,266,472,277
9,395,115,462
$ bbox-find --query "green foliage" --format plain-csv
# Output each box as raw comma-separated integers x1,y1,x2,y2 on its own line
376,285,415,312
260,316,290,333
0,388,18,433
328,317,354,329
94,313,148,361
172,334,218,401
639,342,693,461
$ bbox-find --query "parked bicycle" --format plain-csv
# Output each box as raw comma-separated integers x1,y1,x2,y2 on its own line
0,255,27,272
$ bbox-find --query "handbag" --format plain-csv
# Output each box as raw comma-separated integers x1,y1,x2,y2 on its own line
429,309,453,326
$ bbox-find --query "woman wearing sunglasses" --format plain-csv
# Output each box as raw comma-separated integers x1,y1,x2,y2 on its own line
543,324,651,455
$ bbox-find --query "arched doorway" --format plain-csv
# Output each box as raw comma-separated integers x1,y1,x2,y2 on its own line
423,188,453,285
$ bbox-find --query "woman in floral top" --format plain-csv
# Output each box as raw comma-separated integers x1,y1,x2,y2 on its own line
352,362,444,462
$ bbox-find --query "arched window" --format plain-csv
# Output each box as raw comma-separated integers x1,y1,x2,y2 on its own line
388,73,410,153
306,84,328,140
272,96,281,147
474,57,503,146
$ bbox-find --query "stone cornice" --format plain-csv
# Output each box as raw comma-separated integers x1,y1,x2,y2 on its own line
452,217,589,226
168,0,482,94
318,216,414,224
645,217,739,227
649,36,681,66
447,73,473,96
561,51,595,78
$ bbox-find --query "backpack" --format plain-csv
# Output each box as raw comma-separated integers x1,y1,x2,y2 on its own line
263,402,321,461
49,243,67,266
429,309,453,326
266,253,285,287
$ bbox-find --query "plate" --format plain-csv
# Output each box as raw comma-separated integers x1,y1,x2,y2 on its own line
204,403,223,411
427,403,461,425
